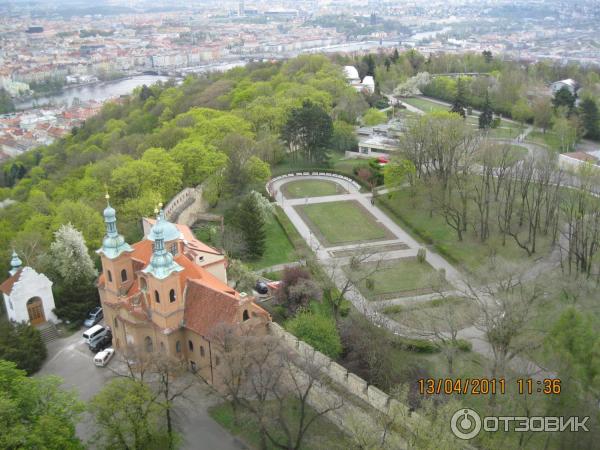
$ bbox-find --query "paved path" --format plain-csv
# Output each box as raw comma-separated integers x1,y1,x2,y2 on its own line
272,174,552,379
37,330,243,450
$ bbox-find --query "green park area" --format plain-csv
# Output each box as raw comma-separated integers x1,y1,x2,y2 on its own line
402,97,448,113
377,187,552,273
209,400,352,450
282,179,345,199
349,257,444,300
295,200,392,246
383,297,478,330
250,218,297,270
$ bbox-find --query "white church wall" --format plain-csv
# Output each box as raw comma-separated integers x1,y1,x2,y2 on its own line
8,267,58,324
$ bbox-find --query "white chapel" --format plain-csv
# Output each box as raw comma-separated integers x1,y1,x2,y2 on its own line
0,252,57,325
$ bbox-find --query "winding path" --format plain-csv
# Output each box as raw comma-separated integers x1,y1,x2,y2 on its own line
271,174,553,379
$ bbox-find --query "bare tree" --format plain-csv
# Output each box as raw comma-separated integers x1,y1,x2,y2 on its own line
463,260,546,378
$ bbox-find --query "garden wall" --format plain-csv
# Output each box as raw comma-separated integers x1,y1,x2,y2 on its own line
268,322,412,441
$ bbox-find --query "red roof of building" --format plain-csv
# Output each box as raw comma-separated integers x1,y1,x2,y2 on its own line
0,269,22,295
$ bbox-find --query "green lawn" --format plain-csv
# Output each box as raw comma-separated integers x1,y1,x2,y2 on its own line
526,130,561,151
402,97,448,113
209,400,351,450
295,200,392,246
377,186,552,273
248,218,297,270
282,179,345,199
383,297,477,330
350,257,445,300
485,126,521,139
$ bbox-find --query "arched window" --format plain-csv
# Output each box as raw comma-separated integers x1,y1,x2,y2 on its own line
144,336,153,353
243,310,249,321
169,289,176,303
107,270,112,282
154,290,160,303
139,277,147,292
200,346,205,357
121,269,128,282
176,341,181,353
188,340,194,351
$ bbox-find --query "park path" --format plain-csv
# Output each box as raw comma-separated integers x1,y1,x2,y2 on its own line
271,174,552,379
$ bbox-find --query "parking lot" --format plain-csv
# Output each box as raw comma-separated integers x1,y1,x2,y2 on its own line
37,328,245,449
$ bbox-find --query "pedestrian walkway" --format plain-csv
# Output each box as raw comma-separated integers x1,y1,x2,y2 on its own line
271,174,551,379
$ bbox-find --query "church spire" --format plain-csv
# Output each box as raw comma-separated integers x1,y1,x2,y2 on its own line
97,193,133,259
9,250,22,276
142,225,183,280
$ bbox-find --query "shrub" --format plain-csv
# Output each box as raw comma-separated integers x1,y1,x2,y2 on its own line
454,339,472,352
417,247,427,263
0,320,47,374
285,312,342,358
393,337,440,353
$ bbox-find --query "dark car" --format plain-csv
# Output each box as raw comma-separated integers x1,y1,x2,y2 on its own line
255,281,269,295
90,329,112,353
84,307,103,328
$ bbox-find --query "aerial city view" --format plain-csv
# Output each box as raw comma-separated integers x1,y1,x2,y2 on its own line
0,0,599,448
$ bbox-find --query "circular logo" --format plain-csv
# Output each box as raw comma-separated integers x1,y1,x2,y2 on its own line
451,408,482,440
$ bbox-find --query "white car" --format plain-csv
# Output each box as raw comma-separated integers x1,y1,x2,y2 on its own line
94,348,115,367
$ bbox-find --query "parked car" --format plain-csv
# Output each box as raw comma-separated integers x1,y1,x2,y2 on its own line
84,307,103,328
90,329,112,353
94,348,115,367
255,280,269,295
83,324,108,346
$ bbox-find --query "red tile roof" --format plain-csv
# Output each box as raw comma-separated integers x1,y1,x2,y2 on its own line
183,279,241,336
0,269,22,295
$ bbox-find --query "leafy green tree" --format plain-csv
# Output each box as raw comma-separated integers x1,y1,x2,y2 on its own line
478,91,494,129
511,99,533,126
331,120,358,153
285,311,342,358
52,200,105,251
0,360,84,449
227,259,256,293
578,97,600,140
234,193,266,259
282,100,333,163
482,50,493,64
532,97,554,133
383,159,416,195
0,320,47,374
362,108,387,126
552,86,576,112
89,378,170,450
553,116,578,152
450,77,467,118
170,138,227,187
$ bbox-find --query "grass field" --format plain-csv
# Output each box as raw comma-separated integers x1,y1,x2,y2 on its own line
383,296,477,330
282,179,345,199
377,186,552,273
402,97,448,113
349,257,445,300
249,218,297,270
527,130,561,151
209,400,351,450
295,200,392,246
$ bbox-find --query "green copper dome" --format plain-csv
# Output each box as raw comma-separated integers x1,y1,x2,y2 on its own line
142,226,183,280
148,209,182,242
9,251,22,276
97,196,133,260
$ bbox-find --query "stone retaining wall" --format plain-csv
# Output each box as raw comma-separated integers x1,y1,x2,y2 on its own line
269,322,414,428
164,187,197,221
267,172,362,197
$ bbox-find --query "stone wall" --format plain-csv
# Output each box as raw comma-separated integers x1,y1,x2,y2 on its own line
268,322,412,442
164,187,198,222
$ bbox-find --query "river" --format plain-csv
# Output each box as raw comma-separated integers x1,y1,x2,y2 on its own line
15,75,171,110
